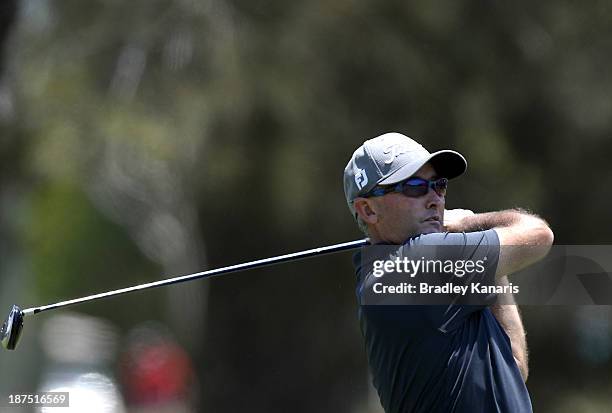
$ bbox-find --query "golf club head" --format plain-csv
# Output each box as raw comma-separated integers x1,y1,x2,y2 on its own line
1,305,24,350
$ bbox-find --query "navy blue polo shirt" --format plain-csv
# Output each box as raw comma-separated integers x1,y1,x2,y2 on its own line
353,230,532,413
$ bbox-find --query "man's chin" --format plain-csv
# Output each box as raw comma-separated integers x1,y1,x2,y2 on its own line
421,221,443,233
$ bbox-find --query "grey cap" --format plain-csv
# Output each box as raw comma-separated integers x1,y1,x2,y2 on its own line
343,132,467,216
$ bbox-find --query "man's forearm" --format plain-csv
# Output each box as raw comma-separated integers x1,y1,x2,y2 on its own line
490,276,529,382
445,209,531,233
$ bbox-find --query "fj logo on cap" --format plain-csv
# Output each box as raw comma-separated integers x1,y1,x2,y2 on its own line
355,168,368,190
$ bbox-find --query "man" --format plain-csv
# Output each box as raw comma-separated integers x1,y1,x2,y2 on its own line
343,132,553,413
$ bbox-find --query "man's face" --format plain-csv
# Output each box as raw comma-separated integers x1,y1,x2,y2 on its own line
364,163,445,243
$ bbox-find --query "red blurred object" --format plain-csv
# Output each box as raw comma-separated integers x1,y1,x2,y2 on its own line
122,341,194,405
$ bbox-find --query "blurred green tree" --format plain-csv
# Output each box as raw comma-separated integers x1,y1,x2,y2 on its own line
1,0,611,412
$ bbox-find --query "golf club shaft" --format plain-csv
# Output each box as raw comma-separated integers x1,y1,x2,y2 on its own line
22,238,369,317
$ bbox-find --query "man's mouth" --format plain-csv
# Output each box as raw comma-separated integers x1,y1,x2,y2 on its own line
424,216,441,224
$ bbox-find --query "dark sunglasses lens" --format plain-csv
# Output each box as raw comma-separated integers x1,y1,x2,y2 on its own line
433,178,448,195
402,179,429,197
400,178,448,197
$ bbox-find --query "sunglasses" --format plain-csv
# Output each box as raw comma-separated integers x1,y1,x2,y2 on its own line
365,177,448,198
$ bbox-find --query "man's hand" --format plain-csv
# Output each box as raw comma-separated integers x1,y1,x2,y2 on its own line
443,208,475,232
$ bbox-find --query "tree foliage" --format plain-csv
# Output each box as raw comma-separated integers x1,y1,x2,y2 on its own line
1,1,611,412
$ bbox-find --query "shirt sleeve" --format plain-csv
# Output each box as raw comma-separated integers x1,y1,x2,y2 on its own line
400,230,501,332
402,230,500,284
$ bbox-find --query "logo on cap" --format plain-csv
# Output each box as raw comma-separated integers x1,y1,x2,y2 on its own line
355,168,368,190
383,142,411,164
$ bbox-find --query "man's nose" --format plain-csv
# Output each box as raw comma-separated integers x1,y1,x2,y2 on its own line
425,187,444,209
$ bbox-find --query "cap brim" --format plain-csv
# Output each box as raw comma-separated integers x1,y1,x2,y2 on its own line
378,150,467,185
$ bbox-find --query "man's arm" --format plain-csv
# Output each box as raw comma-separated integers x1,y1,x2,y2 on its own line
444,208,553,382
490,276,529,381
444,208,554,279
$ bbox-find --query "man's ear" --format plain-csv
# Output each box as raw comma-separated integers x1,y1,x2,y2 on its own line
354,197,379,225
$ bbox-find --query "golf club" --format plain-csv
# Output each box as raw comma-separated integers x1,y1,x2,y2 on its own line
1,238,368,350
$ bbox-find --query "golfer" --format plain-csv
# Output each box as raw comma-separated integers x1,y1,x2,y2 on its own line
344,132,553,413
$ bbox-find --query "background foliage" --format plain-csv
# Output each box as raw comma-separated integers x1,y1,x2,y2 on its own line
1,1,612,412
